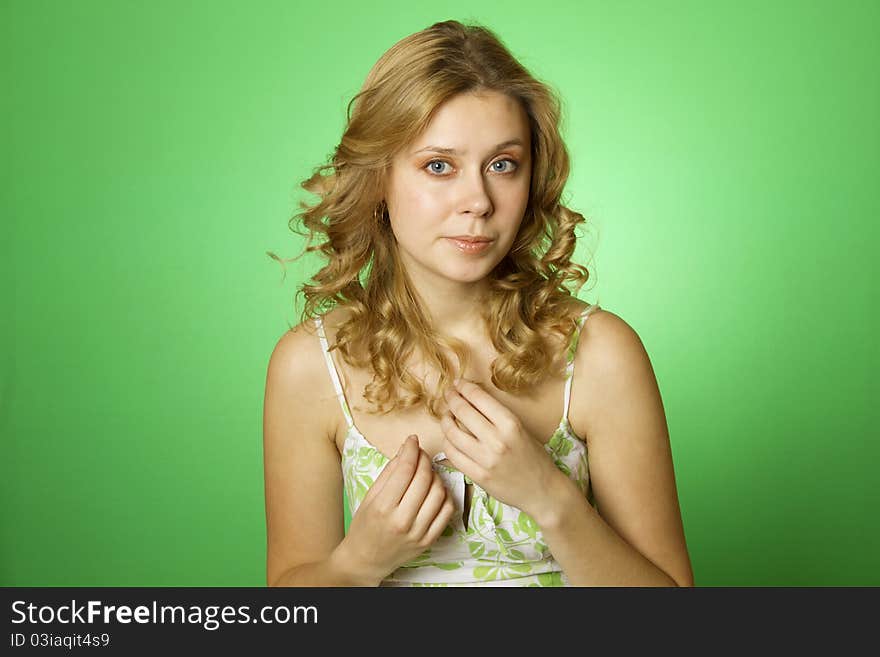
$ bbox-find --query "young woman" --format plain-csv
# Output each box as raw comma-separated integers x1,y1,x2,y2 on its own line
263,20,694,587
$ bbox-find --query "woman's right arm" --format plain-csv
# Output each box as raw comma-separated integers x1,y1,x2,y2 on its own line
262,322,380,587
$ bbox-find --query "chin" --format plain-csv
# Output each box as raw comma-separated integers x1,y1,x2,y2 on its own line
441,262,498,283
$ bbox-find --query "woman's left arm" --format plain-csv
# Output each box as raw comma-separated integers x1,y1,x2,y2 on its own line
531,311,695,587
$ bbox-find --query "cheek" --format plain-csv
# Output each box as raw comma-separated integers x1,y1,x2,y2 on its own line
513,178,531,209
390,190,448,231
406,187,447,215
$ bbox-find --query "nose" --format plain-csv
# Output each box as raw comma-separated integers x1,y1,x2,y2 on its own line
458,168,493,216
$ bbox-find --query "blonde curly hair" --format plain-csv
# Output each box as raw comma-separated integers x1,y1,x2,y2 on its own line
269,19,597,420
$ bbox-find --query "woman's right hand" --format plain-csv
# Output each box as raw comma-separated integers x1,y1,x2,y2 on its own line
339,434,457,584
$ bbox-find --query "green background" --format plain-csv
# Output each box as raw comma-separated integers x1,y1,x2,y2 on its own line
2,1,877,586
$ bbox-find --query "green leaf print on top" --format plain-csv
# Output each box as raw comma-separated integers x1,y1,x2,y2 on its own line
515,510,539,539
323,303,601,586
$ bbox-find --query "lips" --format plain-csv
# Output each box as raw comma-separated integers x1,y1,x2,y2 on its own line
448,236,493,243
446,237,494,254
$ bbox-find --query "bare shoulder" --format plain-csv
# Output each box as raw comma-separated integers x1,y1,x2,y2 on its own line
264,315,339,448
578,304,641,351
263,315,346,586
569,305,695,586
266,318,322,391
572,305,655,437
267,317,319,365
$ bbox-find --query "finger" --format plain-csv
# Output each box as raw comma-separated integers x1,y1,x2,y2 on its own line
410,474,448,539
445,386,495,438
362,445,401,504
397,449,435,524
442,425,487,483
440,410,485,464
452,379,512,430
374,435,420,507
422,496,457,545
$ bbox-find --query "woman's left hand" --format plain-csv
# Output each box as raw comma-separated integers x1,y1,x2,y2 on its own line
440,378,562,516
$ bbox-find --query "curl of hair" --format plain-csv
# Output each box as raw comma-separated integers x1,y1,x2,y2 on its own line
268,19,597,421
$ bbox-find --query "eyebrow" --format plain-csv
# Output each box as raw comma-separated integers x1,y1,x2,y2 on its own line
412,138,525,156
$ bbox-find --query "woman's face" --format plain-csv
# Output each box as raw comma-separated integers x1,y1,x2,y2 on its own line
384,90,532,285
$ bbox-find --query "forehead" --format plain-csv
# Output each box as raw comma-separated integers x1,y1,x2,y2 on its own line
408,91,531,156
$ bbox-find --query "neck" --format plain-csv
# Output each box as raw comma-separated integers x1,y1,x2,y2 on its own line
395,256,492,342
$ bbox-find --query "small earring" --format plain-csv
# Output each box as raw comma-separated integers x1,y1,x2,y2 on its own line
374,201,387,222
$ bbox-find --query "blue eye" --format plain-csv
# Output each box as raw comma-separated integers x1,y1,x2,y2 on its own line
424,158,519,177
491,159,518,173
426,160,451,175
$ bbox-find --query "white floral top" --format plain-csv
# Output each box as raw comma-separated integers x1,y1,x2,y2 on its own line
314,304,600,586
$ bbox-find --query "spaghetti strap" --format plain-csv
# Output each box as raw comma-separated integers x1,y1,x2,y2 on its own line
562,304,601,423
313,316,355,430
